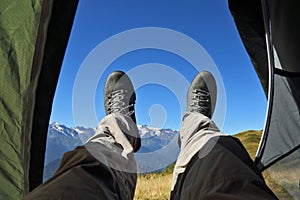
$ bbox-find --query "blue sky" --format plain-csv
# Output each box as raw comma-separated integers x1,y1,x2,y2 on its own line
50,0,267,134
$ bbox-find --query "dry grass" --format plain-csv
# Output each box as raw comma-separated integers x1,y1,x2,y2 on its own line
134,173,172,200
134,130,299,199
265,155,300,199
235,130,261,159
263,170,296,200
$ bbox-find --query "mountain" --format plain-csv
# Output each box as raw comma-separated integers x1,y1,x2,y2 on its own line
138,125,179,153
44,122,179,180
45,123,95,164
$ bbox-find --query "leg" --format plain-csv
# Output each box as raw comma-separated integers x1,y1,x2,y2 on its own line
171,71,277,199
172,113,277,199
25,71,141,200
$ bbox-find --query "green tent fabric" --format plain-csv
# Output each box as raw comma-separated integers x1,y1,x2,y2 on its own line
0,0,78,199
0,1,41,198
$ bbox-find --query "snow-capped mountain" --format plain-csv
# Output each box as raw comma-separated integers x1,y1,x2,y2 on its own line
137,125,179,153
48,122,95,142
45,123,95,165
44,122,180,180
136,125,180,173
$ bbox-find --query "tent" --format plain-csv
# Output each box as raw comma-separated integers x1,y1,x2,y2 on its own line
0,0,78,198
229,0,300,197
0,0,299,199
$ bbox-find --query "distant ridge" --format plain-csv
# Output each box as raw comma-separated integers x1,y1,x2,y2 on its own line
44,122,179,180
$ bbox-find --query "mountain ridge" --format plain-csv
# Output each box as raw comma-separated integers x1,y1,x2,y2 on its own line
44,122,180,180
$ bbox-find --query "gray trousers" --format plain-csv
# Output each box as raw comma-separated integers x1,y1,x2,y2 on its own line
25,113,277,199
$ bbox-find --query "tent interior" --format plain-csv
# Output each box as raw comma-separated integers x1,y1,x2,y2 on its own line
0,0,299,199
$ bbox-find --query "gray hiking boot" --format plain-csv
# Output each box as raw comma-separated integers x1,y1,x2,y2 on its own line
104,71,141,152
185,71,217,118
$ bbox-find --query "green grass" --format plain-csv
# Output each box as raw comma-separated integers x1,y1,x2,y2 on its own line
134,130,297,199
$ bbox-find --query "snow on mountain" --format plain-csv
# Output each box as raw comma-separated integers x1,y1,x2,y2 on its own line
44,122,180,180
49,122,78,138
74,126,96,142
47,123,178,158
45,123,94,164
137,125,179,154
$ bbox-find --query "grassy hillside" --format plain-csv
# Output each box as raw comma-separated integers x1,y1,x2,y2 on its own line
134,130,296,200
236,131,295,199
235,130,261,159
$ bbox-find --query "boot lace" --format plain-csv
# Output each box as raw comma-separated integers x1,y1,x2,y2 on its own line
107,90,134,117
190,89,210,116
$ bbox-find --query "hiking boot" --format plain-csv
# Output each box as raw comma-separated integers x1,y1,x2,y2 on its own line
104,71,141,152
185,71,217,118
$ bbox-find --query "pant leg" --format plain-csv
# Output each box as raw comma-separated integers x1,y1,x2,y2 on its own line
25,113,139,200
171,113,277,199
